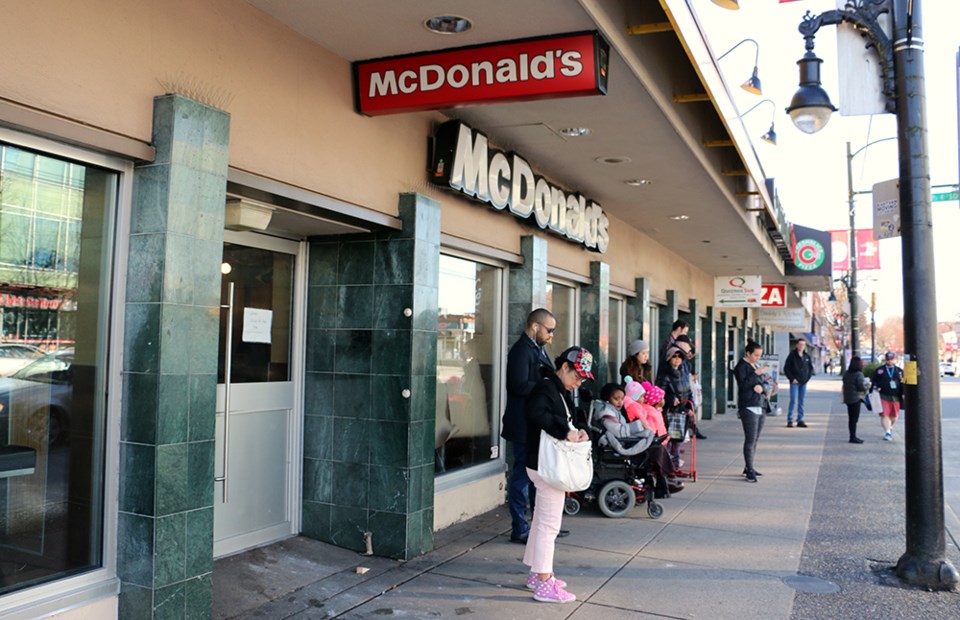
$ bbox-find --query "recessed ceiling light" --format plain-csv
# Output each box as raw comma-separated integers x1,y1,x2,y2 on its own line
595,156,632,165
559,127,591,137
701,240,711,243
625,179,651,186
424,15,472,34
669,215,690,221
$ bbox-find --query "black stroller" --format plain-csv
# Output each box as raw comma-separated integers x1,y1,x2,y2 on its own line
563,389,664,519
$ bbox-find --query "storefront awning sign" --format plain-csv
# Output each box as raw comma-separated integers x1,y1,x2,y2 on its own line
760,283,786,307
759,308,807,332
429,120,609,252
714,275,762,308
353,31,609,116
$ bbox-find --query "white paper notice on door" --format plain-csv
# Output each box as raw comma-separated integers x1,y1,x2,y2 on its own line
242,308,273,343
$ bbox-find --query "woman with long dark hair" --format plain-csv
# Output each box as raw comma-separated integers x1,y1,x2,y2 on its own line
523,346,593,603
841,356,868,443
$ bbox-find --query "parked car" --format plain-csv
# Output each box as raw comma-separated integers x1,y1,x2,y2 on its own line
1,350,74,448
941,361,956,377
0,343,44,377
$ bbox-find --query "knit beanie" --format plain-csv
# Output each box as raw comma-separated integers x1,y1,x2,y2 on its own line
643,382,665,406
623,376,645,401
627,340,649,356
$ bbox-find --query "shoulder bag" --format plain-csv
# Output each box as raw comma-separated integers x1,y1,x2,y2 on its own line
537,394,593,492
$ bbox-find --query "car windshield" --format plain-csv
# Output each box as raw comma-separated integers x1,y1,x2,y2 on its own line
10,350,74,383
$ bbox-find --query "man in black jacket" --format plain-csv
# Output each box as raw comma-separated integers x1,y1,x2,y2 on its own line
503,308,556,544
783,338,815,428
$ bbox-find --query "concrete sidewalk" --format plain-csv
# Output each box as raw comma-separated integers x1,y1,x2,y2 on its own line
213,378,960,619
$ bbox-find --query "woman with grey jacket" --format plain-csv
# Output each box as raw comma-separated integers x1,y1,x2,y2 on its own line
841,356,869,444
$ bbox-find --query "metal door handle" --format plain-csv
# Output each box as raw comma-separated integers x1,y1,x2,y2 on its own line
215,281,234,503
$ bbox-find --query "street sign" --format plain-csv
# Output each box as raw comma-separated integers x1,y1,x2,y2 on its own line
932,190,958,202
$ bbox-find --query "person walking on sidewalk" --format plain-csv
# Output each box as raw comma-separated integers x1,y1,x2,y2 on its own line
783,338,815,428
871,351,905,441
841,356,869,443
502,309,556,545
523,346,593,603
734,340,766,483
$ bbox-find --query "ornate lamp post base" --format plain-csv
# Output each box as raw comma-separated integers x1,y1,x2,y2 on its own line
895,555,960,591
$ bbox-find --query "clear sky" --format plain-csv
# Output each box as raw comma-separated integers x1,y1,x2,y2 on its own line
698,0,960,324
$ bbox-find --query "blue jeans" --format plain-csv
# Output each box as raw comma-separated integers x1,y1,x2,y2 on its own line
507,441,534,537
788,382,807,423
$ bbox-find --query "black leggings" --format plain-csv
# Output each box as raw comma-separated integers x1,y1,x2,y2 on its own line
846,401,861,439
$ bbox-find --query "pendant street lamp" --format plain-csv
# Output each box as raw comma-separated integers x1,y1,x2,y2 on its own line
786,0,958,590
739,99,779,146
718,38,763,96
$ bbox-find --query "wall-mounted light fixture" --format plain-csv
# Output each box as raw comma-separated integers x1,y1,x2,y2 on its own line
718,38,762,95
711,0,740,9
224,198,275,231
739,98,778,145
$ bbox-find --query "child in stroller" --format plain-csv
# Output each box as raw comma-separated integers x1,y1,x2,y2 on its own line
593,382,683,499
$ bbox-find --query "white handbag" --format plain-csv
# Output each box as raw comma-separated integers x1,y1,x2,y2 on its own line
537,397,593,492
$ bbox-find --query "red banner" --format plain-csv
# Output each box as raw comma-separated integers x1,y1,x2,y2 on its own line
353,32,608,116
829,229,881,271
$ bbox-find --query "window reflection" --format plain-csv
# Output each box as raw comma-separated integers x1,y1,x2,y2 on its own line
0,144,112,594
545,281,576,360
435,255,501,475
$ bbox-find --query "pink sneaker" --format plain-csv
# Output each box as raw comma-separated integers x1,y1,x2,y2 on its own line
533,576,576,603
526,573,566,590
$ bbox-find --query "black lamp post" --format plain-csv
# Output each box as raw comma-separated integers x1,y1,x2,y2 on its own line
786,0,958,590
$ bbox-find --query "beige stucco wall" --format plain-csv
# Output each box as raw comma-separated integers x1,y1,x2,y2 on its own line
2,0,714,305
49,596,117,619
433,475,505,532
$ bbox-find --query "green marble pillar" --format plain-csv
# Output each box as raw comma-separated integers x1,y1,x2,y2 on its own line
118,95,230,619
659,290,679,353
716,311,729,414
580,262,610,386
701,306,716,420
626,277,652,343
508,235,549,344
302,193,439,561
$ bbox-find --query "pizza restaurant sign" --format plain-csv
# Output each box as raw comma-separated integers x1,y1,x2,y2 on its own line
353,31,609,116
430,120,610,253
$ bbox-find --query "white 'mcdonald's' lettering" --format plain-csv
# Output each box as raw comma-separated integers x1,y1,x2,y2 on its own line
368,50,584,99
441,122,608,253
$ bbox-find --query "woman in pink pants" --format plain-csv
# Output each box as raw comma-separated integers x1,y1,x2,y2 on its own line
522,346,593,603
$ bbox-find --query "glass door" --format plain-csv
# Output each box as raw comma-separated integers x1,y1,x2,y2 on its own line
214,232,303,557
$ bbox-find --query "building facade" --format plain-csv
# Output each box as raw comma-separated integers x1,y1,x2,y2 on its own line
0,1,811,618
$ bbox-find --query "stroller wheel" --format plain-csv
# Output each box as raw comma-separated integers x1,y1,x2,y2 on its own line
598,480,636,518
564,495,581,516
646,499,664,519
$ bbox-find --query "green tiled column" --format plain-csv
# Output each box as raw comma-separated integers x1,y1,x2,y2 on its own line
626,277,651,342
686,297,700,356
302,193,439,561
119,95,229,619
716,311,729,414
659,290,679,352
508,235,548,344
701,306,716,420
579,261,609,386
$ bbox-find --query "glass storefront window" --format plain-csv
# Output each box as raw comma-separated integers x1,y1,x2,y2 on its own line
435,254,503,475
0,143,115,595
608,297,624,383
545,280,577,360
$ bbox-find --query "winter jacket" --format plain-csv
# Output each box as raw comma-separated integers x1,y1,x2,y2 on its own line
734,358,764,410
656,364,692,412
783,348,815,384
524,372,587,471
501,334,554,442
871,363,905,403
842,370,870,405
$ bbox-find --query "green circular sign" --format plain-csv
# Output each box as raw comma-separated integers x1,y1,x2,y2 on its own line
795,238,825,271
